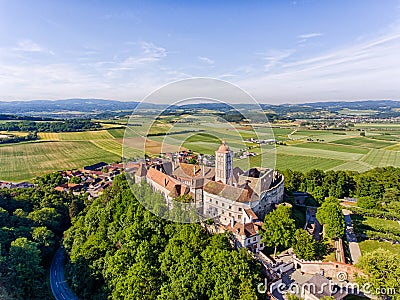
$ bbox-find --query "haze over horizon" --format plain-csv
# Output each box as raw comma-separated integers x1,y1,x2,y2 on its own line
1,1,400,104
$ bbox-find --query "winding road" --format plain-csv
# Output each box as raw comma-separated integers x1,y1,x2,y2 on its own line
50,248,79,300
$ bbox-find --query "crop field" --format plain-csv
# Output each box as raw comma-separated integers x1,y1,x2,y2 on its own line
1,116,400,181
331,136,395,148
234,151,345,172
360,149,400,168
291,142,370,154
0,141,120,181
38,130,114,141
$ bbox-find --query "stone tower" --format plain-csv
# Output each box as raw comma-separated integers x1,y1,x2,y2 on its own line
215,141,233,185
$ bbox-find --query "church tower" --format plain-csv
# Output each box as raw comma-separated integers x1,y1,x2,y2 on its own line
215,141,233,185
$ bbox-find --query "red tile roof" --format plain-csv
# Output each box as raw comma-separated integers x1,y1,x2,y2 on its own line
225,221,264,238
147,168,189,197
203,181,257,202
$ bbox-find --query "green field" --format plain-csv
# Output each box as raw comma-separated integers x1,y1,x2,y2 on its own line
359,240,400,256
0,141,120,181
331,136,395,148
1,118,400,181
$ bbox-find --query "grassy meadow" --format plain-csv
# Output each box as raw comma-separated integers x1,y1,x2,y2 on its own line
1,116,400,181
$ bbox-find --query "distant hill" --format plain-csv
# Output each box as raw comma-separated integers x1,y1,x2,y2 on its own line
0,99,142,114
0,98,399,117
296,100,400,110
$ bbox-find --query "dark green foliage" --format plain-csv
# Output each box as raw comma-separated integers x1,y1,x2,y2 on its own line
316,199,345,240
64,175,263,299
282,167,400,218
69,176,82,184
357,196,378,209
5,238,47,298
281,169,356,201
357,249,400,299
0,183,74,299
0,119,101,132
293,229,317,260
261,204,296,257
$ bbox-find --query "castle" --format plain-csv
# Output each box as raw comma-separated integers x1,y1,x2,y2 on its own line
134,141,285,252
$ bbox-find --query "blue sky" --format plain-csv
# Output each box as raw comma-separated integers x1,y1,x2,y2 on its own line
0,0,400,103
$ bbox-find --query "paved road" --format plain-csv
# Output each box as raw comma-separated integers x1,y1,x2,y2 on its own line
50,248,79,300
342,209,362,264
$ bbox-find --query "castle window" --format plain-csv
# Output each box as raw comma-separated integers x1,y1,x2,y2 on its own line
222,203,224,207
253,237,256,241
216,201,218,205
238,207,242,211
229,212,231,217
229,205,232,209
238,215,241,219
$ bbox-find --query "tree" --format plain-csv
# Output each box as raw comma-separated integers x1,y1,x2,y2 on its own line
7,238,46,298
0,207,8,227
312,186,326,205
261,205,296,258
282,169,303,192
316,200,345,240
357,249,400,300
357,196,378,209
27,207,61,231
69,176,82,184
293,229,317,260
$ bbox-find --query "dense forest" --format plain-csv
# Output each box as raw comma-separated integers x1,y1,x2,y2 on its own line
0,174,83,299
64,175,264,299
282,167,400,214
1,167,400,299
0,119,101,132
0,114,54,121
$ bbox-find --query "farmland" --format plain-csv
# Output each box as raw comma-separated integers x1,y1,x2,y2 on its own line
1,115,400,181
0,140,120,181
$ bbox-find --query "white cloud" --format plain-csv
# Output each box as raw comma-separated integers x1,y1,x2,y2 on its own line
109,41,167,71
263,49,295,72
14,39,54,55
297,32,323,39
297,33,324,44
140,41,167,59
198,56,215,65
238,29,400,103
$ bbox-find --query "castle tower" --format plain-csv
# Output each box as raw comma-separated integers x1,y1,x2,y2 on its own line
215,141,233,185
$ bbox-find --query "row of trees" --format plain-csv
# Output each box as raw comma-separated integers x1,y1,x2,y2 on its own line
0,119,101,132
0,181,81,299
0,131,38,144
282,167,400,209
64,176,265,299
